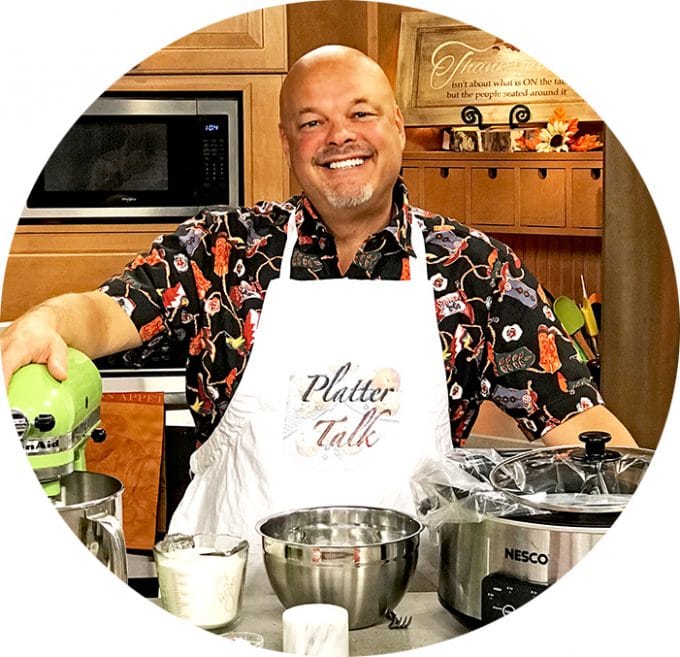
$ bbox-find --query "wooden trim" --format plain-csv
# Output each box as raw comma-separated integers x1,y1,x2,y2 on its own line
129,6,287,74
403,151,603,163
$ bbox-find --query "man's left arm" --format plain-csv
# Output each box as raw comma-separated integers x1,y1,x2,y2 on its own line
541,404,638,447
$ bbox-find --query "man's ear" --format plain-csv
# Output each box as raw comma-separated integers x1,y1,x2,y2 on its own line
279,123,291,167
395,106,406,150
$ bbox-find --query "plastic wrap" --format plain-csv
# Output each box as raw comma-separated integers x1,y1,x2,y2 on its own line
410,446,652,541
409,450,548,541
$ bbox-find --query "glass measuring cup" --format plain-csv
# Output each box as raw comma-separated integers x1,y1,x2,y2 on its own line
153,533,249,630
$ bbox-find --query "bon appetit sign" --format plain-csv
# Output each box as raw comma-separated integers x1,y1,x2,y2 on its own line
396,13,600,126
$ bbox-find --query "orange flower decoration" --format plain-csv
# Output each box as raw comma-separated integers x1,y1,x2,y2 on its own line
515,106,602,152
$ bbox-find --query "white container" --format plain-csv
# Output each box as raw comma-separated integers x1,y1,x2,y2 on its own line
282,604,349,657
154,534,248,630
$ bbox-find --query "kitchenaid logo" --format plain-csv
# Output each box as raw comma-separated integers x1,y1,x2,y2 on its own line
23,438,60,452
505,547,550,565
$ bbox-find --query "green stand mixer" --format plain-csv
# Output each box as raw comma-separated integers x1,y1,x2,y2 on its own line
8,347,128,581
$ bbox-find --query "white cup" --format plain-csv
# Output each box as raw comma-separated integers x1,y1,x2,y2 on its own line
153,534,248,630
282,604,349,657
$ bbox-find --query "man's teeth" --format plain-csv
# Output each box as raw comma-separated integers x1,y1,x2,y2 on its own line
328,158,364,170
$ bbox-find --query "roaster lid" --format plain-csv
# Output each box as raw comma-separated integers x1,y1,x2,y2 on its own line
488,432,654,514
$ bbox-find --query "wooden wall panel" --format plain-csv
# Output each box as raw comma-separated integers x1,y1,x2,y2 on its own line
493,233,602,302
601,129,679,448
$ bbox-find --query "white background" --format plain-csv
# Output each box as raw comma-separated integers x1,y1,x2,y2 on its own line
0,1,677,655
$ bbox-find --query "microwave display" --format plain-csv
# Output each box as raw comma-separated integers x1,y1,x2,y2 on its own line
23,96,242,221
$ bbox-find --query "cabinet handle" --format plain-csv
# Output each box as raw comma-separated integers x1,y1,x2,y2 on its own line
439,167,449,179
591,168,602,180
487,167,497,179
538,168,548,179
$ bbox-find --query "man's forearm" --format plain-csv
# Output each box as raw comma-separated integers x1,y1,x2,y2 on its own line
33,291,142,358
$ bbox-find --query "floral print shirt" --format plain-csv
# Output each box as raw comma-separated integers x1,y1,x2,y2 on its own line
99,180,602,447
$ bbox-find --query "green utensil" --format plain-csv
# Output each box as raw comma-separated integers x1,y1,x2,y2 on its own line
553,296,596,361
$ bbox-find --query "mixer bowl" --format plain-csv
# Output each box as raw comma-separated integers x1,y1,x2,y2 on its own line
256,506,423,629
52,471,127,582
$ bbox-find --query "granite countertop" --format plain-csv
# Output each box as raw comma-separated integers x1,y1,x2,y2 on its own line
204,590,470,654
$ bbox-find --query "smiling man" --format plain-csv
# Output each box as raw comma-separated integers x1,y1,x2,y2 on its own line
278,47,406,272
2,45,636,552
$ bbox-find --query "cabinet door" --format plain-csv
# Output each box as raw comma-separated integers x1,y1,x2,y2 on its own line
571,166,603,228
422,167,466,222
469,166,515,226
519,167,566,228
1,226,177,321
131,7,287,73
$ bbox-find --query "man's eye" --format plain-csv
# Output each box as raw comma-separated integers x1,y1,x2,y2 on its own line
353,111,374,119
300,120,320,129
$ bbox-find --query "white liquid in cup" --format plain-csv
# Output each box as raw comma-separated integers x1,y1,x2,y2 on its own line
156,544,248,629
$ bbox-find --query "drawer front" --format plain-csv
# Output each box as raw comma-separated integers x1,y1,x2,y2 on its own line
422,167,466,222
519,167,566,228
571,167,603,228
470,166,515,226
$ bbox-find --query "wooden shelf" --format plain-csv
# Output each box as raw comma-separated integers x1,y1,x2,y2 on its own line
402,151,603,236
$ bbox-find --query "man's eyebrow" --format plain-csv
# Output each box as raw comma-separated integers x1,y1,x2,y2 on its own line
296,98,375,115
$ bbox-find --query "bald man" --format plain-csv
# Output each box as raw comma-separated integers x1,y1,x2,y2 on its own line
2,45,636,549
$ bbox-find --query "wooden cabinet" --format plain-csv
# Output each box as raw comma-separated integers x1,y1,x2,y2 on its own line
131,6,287,74
1,8,290,324
402,152,603,236
1,223,178,321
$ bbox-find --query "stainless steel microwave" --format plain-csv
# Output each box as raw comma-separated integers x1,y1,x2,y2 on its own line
22,95,242,221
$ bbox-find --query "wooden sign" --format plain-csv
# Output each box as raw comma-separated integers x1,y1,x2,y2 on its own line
396,13,600,126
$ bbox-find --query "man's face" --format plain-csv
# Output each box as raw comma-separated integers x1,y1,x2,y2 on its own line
279,55,406,219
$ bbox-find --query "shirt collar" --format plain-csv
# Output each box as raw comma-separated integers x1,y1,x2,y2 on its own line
293,178,416,257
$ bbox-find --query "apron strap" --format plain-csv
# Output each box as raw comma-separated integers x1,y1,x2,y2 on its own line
280,208,429,282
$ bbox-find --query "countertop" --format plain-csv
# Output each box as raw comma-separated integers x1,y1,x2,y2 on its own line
154,590,472,654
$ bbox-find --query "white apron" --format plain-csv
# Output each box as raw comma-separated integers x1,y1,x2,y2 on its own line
169,211,452,588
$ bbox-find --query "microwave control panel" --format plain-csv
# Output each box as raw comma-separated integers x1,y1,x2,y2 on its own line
199,116,230,200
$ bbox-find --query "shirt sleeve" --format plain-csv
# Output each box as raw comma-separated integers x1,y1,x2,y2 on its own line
482,241,603,440
97,214,212,355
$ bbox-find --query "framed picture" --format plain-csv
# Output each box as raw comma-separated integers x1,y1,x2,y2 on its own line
395,13,600,126
442,127,481,152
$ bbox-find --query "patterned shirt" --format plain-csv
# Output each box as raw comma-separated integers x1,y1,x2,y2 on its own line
99,180,602,447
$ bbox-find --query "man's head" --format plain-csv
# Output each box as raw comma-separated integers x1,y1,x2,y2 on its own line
279,45,406,224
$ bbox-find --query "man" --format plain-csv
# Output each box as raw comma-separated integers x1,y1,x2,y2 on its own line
1,46,636,544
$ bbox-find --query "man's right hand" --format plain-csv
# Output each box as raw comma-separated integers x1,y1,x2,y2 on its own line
0,291,143,390
1,307,70,389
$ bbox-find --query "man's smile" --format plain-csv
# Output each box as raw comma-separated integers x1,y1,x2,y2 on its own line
327,157,366,170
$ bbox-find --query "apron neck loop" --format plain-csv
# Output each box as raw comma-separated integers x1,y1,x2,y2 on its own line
281,207,428,281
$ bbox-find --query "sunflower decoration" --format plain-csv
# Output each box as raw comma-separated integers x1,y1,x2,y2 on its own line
515,107,602,152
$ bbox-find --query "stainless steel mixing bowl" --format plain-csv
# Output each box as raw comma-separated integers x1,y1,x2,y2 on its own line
256,506,423,629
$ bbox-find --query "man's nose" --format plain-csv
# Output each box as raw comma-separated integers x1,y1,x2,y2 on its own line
326,118,356,145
